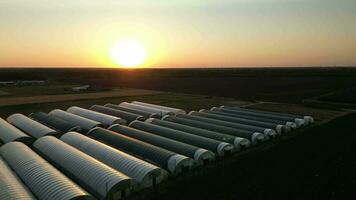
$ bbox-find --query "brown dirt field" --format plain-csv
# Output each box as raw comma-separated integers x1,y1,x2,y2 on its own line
0,88,163,107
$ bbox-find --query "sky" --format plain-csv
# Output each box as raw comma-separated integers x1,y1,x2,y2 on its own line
0,0,355,68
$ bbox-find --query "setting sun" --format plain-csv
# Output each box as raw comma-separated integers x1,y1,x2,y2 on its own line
110,39,147,68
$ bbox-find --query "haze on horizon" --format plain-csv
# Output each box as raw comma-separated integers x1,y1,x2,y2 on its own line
0,0,355,68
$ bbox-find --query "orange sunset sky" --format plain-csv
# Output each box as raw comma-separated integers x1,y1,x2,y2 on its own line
0,0,355,68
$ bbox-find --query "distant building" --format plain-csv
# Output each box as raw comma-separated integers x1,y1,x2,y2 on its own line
72,85,91,92
0,81,15,86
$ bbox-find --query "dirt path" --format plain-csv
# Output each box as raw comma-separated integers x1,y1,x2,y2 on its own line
0,88,163,107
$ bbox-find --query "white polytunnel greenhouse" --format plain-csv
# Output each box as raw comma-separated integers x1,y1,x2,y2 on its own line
119,102,174,118
0,142,94,200
87,127,194,175
6,114,58,139
162,115,265,145
129,120,234,156
223,106,314,125
33,136,132,200
131,101,186,114
67,106,127,127
220,106,307,127
145,118,251,151
0,157,36,200
186,112,278,140
29,112,82,133
105,103,160,119
60,131,168,191
49,109,103,132
210,107,297,130
198,109,287,134
0,118,33,145
90,105,145,124
108,124,215,165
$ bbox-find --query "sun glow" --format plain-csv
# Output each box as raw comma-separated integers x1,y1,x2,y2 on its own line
110,39,147,68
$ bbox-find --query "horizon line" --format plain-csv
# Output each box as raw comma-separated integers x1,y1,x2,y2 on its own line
0,65,355,70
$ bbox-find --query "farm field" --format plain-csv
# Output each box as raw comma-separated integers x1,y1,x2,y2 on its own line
0,90,10,96
1,67,354,114
303,87,356,109
319,87,356,103
1,67,355,104
0,88,162,107
0,82,81,97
